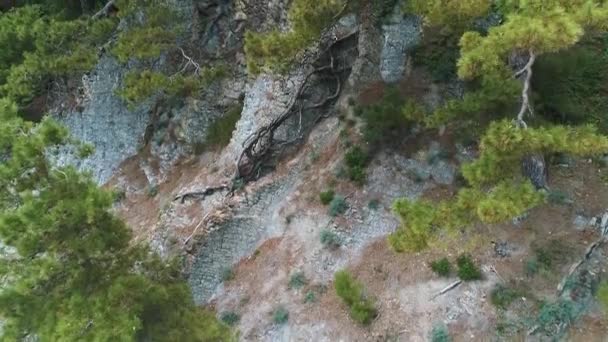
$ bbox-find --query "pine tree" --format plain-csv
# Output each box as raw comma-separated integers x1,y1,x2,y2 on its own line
389,1,608,252
0,100,232,340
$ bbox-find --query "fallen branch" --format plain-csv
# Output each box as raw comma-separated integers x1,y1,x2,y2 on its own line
92,0,116,20
432,280,462,299
183,212,211,245
173,184,228,203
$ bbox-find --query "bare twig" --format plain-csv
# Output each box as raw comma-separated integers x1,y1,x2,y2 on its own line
177,47,202,75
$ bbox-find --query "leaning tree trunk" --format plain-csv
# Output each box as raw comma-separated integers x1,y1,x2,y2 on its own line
522,153,548,190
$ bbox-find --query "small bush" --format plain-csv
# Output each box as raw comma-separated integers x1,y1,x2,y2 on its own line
547,190,571,205
319,189,335,205
597,282,608,311
430,258,451,277
368,199,380,210
288,271,308,289
304,290,316,303
328,196,348,217
359,87,415,147
536,299,577,336
345,146,369,185
205,101,243,149
221,267,235,282
320,229,341,249
490,284,521,309
272,306,289,325
456,255,481,281
525,258,539,277
430,323,451,342
146,184,159,198
334,270,377,325
220,311,240,326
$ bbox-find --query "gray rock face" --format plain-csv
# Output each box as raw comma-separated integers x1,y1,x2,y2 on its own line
188,169,302,304
53,56,152,184
380,6,421,83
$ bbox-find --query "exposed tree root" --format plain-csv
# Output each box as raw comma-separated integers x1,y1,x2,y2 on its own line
235,31,358,182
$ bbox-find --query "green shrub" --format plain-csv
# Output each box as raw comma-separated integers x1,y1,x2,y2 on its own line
456,255,481,281
490,284,521,309
596,281,608,311
272,306,289,324
430,323,451,342
221,267,235,282
547,190,571,205
525,258,539,277
334,270,377,325
412,27,460,82
205,101,243,149
288,271,308,289
536,300,577,336
244,0,345,74
430,258,451,277
304,290,316,303
344,146,369,185
320,229,341,249
319,189,335,205
533,36,608,133
220,311,240,326
146,184,159,197
368,199,380,210
328,195,348,217
358,87,420,147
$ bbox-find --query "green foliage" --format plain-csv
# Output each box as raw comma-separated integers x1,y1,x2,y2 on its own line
221,267,235,282
368,199,380,210
547,189,571,205
146,183,159,197
430,258,452,277
272,307,289,325
334,270,377,325
328,195,348,217
596,281,608,311
536,299,577,336
119,67,226,107
289,271,308,289
220,311,240,326
0,6,117,106
319,189,335,205
456,254,482,281
490,284,521,309
204,100,243,149
412,27,460,82
407,0,490,27
304,290,316,303
111,2,179,63
359,87,420,146
0,102,232,341
244,0,345,74
344,146,369,184
320,229,341,249
533,35,608,132
430,323,451,342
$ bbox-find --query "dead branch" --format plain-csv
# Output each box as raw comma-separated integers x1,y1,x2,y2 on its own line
432,280,462,299
92,0,116,20
177,47,201,75
514,50,536,129
173,184,228,203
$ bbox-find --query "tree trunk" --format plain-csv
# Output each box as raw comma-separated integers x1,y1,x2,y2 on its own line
522,154,548,189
